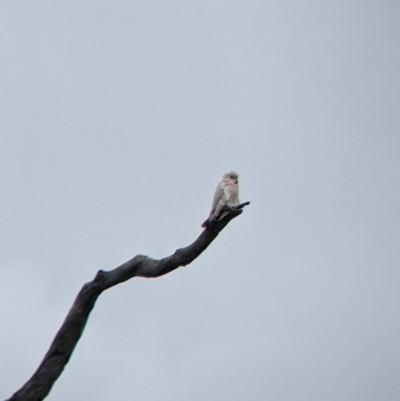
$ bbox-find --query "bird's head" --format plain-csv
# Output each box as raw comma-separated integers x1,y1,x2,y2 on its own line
223,171,239,184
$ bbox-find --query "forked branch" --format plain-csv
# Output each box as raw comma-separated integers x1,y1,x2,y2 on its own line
6,202,250,401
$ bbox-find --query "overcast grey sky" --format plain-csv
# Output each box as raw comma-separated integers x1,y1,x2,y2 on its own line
1,1,399,400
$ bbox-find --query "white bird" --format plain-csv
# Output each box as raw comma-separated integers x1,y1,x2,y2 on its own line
201,171,240,228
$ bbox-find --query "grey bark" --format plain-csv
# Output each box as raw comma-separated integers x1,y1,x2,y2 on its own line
5,203,250,401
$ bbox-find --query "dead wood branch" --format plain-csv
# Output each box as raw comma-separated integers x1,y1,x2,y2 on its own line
6,202,250,401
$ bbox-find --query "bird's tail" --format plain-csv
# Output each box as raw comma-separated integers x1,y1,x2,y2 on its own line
201,219,209,228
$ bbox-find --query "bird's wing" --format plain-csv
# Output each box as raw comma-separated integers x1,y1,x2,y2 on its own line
209,181,225,215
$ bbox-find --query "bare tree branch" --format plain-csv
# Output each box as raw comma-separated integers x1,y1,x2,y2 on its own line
5,203,250,401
